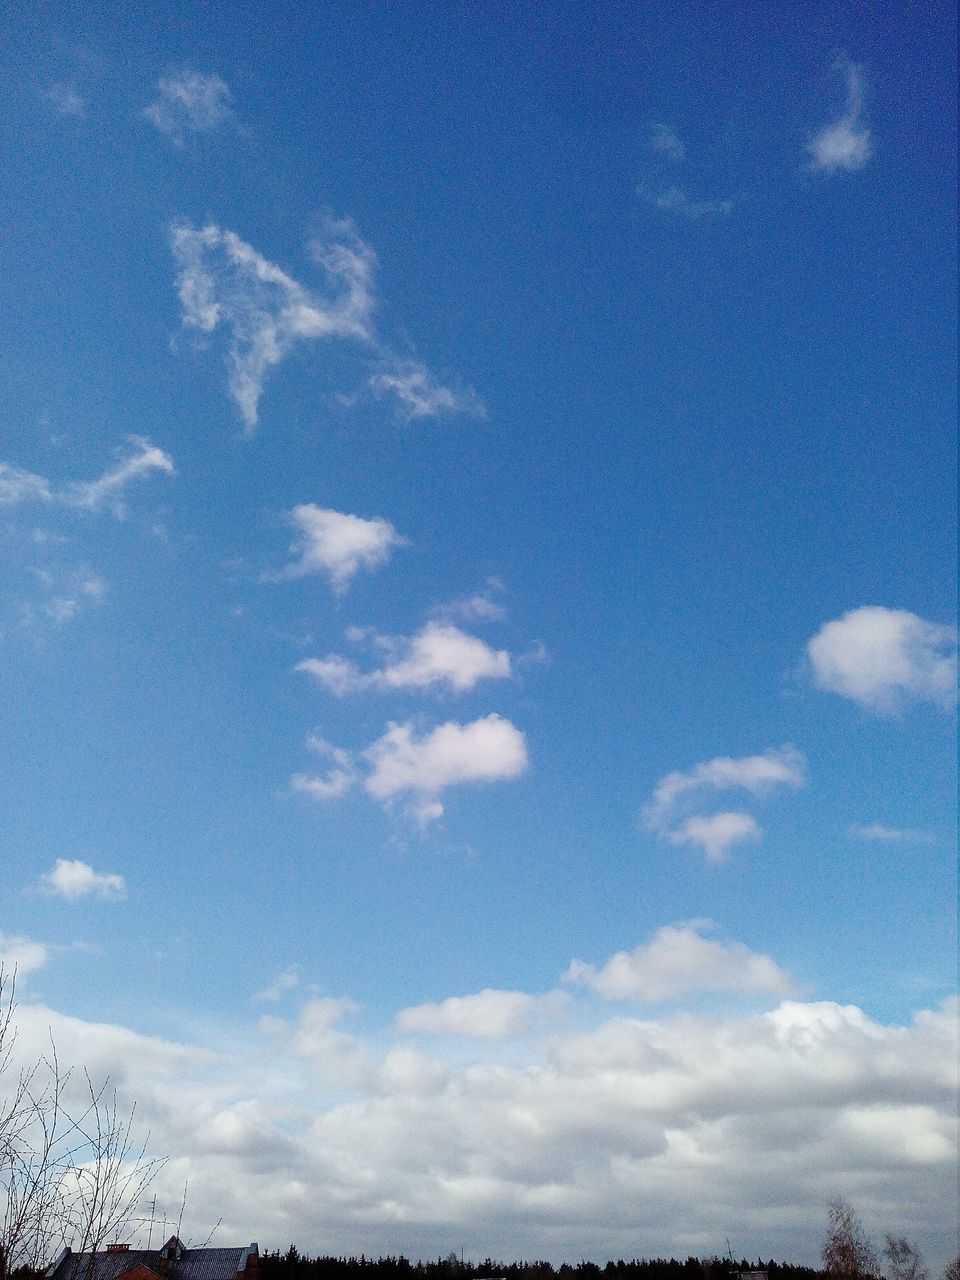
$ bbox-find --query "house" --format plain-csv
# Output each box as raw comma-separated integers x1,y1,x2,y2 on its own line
46,1237,259,1280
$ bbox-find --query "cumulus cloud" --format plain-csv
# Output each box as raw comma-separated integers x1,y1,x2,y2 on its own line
364,714,528,814
665,811,762,861
395,989,567,1039
643,747,806,861
296,622,511,695
2,987,953,1271
37,858,126,901
171,220,479,429
143,71,234,141
294,715,528,825
808,60,872,172
270,505,405,592
565,921,795,1001
807,607,957,713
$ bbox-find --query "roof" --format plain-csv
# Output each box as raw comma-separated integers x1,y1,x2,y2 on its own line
47,1240,259,1280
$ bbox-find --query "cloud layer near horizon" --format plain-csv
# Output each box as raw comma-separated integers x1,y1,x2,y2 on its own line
4,974,954,1272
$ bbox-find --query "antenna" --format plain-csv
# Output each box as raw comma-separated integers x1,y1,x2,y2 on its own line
147,1197,157,1250
174,1182,189,1244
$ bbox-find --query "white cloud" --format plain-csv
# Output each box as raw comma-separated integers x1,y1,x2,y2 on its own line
171,219,375,428
0,439,173,514
565,921,795,1001
0,463,52,506
0,933,50,975
65,436,175,512
270,505,405,592
143,71,234,142
435,587,508,623
291,733,359,801
39,81,86,119
364,714,528,810
396,989,567,1039
27,569,106,629
38,858,126,901
808,60,872,172
807,606,957,713
848,824,936,845
295,621,511,694
369,362,485,422
255,965,301,1003
649,123,685,162
643,747,806,860
289,997,369,1084
666,811,762,862
640,184,734,219
171,220,481,428
294,715,528,824
2,988,954,1272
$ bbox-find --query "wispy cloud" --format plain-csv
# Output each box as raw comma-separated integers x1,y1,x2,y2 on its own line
847,824,936,845
267,505,405,593
37,858,126,901
639,122,734,219
565,921,796,1001
0,438,174,514
31,571,107,627
255,965,302,1003
369,361,485,422
807,606,957,714
0,463,53,506
649,123,685,162
808,59,872,173
296,621,511,695
642,747,806,862
172,219,375,428
144,70,234,142
642,184,734,218
171,220,482,429
433,583,508,624
39,80,86,119
0,933,50,975
65,436,175,513
293,713,528,826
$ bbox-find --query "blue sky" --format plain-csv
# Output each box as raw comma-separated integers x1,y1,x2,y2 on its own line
1,0,956,1272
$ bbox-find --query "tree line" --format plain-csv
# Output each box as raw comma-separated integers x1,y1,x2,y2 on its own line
261,1248,825,1280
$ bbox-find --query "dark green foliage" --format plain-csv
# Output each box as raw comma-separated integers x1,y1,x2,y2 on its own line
261,1248,826,1280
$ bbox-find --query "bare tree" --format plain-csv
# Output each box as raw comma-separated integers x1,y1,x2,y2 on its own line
0,968,165,1278
883,1238,927,1280
822,1199,880,1279
941,1260,959,1280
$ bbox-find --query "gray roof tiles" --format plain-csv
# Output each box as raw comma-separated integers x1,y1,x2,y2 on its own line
48,1243,258,1280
